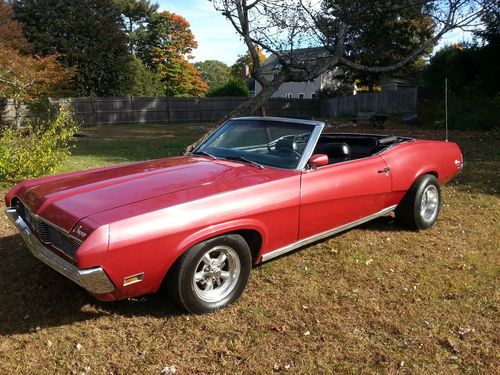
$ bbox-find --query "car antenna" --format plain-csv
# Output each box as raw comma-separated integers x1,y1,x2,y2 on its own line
445,77,448,142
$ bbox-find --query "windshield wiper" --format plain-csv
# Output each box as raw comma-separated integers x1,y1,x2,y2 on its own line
223,156,265,170
190,150,217,159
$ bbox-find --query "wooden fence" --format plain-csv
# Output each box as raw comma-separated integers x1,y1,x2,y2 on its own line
0,96,321,126
321,88,418,117
1,89,417,126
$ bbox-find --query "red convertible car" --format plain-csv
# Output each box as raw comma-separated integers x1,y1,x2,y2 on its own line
5,117,463,313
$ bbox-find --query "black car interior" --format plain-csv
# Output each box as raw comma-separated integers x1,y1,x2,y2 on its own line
313,134,410,165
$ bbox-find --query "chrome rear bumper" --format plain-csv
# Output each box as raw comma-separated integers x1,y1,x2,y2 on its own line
5,208,115,294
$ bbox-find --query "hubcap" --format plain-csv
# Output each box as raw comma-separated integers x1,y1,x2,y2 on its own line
192,246,241,303
420,185,439,222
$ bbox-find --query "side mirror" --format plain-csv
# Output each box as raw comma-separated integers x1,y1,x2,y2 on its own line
308,154,329,167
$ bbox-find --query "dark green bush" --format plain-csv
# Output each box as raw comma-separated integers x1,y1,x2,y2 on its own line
417,94,499,131
207,78,249,97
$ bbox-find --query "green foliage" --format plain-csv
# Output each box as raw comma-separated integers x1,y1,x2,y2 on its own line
114,0,159,53
316,83,354,98
12,0,135,96
420,25,499,132
322,0,434,89
0,104,79,182
194,60,231,91
207,78,249,97
424,42,499,97
419,94,499,131
128,56,164,96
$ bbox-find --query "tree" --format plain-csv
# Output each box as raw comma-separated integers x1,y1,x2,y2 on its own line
128,56,164,96
13,0,136,96
475,4,499,45
1,0,71,127
340,4,434,91
207,77,249,97
158,59,208,97
195,60,231,91
181,0,491,152
0,0,30,53
230,47,266,78
115,0,159,53
215,0,489,116
137,11,208,96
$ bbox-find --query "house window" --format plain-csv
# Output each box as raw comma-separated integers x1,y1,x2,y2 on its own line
298,93,305,99
285,93,293,99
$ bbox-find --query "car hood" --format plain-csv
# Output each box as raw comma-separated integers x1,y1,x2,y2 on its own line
13,156,277,232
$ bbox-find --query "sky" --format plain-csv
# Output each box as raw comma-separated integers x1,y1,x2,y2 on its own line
158,0,474,66
157,0,247,65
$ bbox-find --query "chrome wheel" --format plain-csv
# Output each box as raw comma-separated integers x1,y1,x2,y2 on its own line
420,185,439,222
192,246,241,303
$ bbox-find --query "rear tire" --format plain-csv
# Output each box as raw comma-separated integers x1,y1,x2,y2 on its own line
395,174,441,230
166,234,252,314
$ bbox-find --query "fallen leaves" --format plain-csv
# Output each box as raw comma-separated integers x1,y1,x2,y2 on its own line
271,323,287,334
458,327,475,339
160,365,177,375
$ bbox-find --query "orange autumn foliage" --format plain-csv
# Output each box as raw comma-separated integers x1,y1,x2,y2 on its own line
0,0,71,101
139,11,208,96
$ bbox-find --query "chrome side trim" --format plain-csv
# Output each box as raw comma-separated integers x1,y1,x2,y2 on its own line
261,205,397,262
5,208,114,294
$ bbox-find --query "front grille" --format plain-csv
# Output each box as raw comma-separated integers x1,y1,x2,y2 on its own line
14,200,81,260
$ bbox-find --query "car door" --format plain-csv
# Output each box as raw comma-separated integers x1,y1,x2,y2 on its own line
299,156,392,239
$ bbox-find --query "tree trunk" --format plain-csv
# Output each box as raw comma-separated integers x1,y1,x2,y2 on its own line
182,81,281,154
13,99,22,129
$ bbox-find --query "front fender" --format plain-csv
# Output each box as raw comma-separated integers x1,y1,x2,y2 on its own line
174,218,268,257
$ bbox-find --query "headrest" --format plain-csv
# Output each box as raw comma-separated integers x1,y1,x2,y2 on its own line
276,138,298,152
324,142,350,159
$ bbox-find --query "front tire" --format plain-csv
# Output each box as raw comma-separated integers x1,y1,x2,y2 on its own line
395,174,441,230
166,234,252,313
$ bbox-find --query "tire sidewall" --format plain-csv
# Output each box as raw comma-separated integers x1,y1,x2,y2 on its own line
178,234,251,313
413,175,441,230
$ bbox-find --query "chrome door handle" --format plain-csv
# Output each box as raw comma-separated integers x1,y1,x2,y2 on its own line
377,167,390,173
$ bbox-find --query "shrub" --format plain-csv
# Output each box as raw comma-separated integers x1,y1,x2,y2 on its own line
0,104,79,182
417,93,499,131
315,83,354,99
207,77,249,97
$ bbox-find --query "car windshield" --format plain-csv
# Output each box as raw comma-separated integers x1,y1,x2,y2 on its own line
195,119,314,169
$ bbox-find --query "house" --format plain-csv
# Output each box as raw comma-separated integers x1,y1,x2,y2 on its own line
254,47,354,99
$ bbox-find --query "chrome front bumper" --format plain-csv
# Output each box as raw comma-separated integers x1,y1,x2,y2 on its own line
5,208,115,294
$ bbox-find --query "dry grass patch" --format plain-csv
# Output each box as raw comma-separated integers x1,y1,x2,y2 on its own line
0,120,498,374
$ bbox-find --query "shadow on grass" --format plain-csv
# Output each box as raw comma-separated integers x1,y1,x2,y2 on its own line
0,234,183,336
68,123,214,164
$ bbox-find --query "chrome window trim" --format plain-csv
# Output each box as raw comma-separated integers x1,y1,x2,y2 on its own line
261,205,397,262
296,123,324,170
4,208,114,294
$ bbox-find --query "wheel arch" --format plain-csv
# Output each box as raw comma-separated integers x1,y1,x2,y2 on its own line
413,168,439,186
157,220,267,292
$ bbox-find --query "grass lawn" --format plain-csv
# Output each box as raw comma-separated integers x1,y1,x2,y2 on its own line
0,120,498,374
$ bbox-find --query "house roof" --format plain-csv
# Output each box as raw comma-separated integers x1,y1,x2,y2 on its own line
261,47,330,73
380,77,419,86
